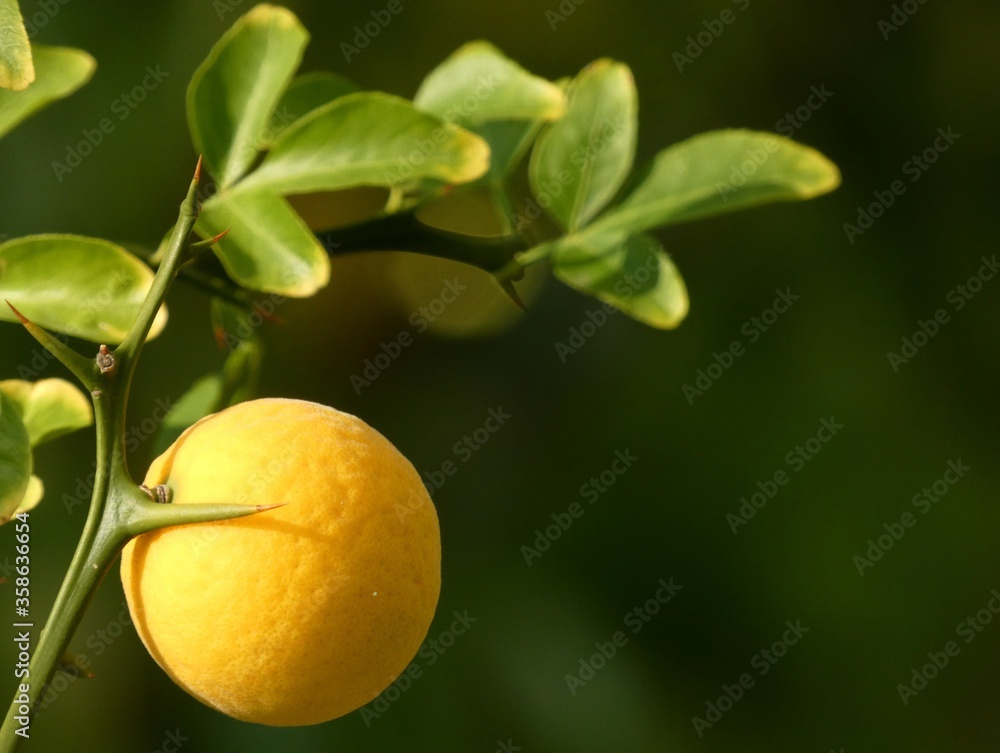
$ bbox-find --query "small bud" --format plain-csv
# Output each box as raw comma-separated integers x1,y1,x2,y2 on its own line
141,484,173,504
96,345,115,374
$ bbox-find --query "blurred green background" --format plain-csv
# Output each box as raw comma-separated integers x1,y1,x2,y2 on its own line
2,0,999,751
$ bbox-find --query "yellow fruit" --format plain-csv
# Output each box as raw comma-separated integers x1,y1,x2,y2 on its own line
120,398,441,726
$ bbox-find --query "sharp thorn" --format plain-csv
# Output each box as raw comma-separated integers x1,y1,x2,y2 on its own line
255,502,287,512
500,280,527,311
192,229,230,249
5,299,29,324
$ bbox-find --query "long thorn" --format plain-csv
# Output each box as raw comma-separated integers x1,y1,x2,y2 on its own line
125,499,288,537
5,301,97,390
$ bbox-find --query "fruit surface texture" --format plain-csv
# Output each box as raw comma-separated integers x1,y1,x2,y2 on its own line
120,398,441,726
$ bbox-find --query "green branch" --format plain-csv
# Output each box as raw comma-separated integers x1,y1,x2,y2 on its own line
0,158,273,752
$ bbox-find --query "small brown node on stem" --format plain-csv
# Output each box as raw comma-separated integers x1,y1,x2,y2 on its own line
141,484,173,504
96,344,116,374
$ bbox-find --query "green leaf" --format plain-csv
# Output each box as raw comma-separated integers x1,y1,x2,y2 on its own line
0,392,31,523
414,41,565,126
264,71,360,146
152,376,222,458
0,378,92,446
220,336,261,404
238,92,490,195
587,130,841,237
151,339,260,457
0,234,167,343
0,0,33,90
197,190,329,296
0,45,95,139
530,60,638,231
552,232,689,329
187,4,308,188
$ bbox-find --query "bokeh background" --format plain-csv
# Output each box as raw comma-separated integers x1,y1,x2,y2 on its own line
2,0,998,751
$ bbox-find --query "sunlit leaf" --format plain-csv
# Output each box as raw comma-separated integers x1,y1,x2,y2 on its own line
0,0,33,91
0,378,92,445
588,130,841,237
0,392,31,523
414,41,565,125
551,232,688,329
197,190,329,296
0,45,94,139
187,3,308,188
0,234,167,343
239,92,489,195
530,59,637,231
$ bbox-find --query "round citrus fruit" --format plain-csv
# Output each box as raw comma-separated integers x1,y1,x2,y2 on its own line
120,398,441,726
